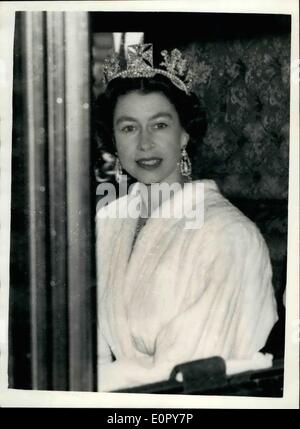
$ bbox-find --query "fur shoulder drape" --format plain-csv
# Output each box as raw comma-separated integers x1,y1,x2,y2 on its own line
96,180,278,391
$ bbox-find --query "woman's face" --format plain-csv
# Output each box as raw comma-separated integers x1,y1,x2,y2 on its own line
113,91,189,185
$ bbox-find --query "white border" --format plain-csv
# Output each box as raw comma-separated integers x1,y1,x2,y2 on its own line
0,0,299,409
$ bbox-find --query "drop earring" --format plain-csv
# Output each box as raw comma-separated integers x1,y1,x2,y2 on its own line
180,146,192,180
115,157,123,183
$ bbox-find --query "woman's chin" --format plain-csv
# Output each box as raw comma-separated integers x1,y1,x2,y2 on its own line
131,172,162,185
127,168,183,186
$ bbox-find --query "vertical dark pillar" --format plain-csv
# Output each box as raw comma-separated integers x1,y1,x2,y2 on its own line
46,12,69,391
65,12,94,392
9,12,33,389
23,11,50,390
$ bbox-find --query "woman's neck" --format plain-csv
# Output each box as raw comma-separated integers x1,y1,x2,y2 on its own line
139,177,187,217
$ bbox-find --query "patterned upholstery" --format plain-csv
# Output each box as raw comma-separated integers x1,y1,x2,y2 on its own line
181,35,290,201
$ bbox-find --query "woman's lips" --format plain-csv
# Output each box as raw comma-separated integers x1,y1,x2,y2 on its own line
136,158,162,170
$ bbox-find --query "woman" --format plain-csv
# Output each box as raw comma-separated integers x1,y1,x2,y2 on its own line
95,44,278,392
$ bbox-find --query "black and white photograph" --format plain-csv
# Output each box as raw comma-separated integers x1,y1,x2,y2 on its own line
0,0,299,408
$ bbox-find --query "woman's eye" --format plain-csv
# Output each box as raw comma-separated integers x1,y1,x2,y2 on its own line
121,125,135,133
153,122,168,129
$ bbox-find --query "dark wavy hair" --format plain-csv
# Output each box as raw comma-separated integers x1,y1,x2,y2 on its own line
93,74,207,180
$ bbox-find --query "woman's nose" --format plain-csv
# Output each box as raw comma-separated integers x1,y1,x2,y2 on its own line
138,128,154,151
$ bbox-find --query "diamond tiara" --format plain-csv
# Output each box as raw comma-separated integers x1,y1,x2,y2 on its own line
103,43,195,95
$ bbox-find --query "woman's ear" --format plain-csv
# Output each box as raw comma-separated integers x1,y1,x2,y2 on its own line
181,131,190,149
